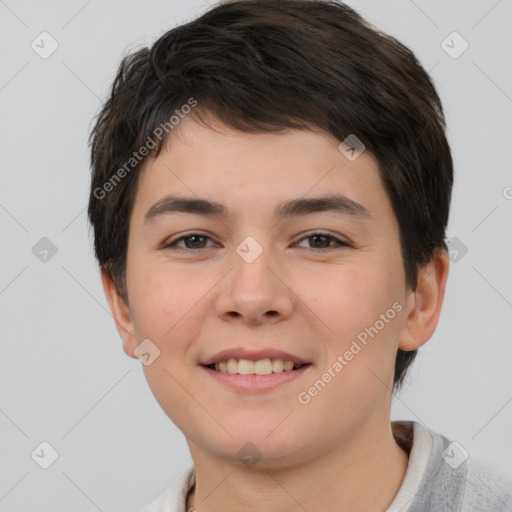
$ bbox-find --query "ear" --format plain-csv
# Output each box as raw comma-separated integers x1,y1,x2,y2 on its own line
100,268,139,359
398,248,450,351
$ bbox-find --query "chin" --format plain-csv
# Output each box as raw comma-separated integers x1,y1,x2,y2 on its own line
209,429,306,465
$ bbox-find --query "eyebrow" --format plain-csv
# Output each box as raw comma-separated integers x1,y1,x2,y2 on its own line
143,193,371,224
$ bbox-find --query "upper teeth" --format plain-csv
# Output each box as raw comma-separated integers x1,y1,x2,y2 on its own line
214,358,299,375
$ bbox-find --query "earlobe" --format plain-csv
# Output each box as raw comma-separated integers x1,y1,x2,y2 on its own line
398,248,450,351
100,268,139,359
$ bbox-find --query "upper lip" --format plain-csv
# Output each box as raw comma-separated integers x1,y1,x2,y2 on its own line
201,347,310,366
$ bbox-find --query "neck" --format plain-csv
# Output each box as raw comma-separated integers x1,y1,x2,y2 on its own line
186,420,410,512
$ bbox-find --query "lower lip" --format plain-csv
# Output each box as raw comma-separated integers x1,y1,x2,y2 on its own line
200,364,312,392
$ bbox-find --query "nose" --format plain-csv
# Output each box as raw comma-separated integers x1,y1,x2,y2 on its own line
214,244,295,326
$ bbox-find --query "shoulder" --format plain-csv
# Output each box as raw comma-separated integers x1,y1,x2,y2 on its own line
404,422,512,512
460,457,512,511
139,465,195,512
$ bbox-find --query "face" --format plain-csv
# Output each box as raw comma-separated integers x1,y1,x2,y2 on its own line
114,117,419,467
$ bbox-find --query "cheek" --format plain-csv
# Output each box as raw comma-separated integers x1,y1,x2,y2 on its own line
128,259,200,345
130,264,205,424
300,260,405,383
301,265,389,337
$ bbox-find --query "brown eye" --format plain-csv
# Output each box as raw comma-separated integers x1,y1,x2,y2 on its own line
295,232,351,250
163,234,213,250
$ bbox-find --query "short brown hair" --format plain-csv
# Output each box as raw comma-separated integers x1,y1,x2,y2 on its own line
88,0,453,393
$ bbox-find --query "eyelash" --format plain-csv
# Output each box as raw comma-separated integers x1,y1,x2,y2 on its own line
162,231,352,251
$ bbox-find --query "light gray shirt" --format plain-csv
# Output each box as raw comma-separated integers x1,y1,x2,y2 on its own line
141,420,512,511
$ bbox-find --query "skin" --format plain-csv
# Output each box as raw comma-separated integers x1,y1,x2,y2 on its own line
102,115,449,512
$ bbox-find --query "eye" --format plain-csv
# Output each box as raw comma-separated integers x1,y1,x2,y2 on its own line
163,233,215,250
295,231,352,250
162,231,352,251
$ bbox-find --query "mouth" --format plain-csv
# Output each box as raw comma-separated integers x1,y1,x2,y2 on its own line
200,359,313,392
202,359,312,375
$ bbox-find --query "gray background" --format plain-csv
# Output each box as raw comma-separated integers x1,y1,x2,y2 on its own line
1,0,511,510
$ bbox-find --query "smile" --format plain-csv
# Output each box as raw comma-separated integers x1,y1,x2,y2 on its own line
201,360,312,392
204,358,310,375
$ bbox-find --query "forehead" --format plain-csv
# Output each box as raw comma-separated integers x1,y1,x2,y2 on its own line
131,117,392,225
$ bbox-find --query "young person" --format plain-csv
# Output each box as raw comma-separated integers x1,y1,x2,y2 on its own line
87,1,512,510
